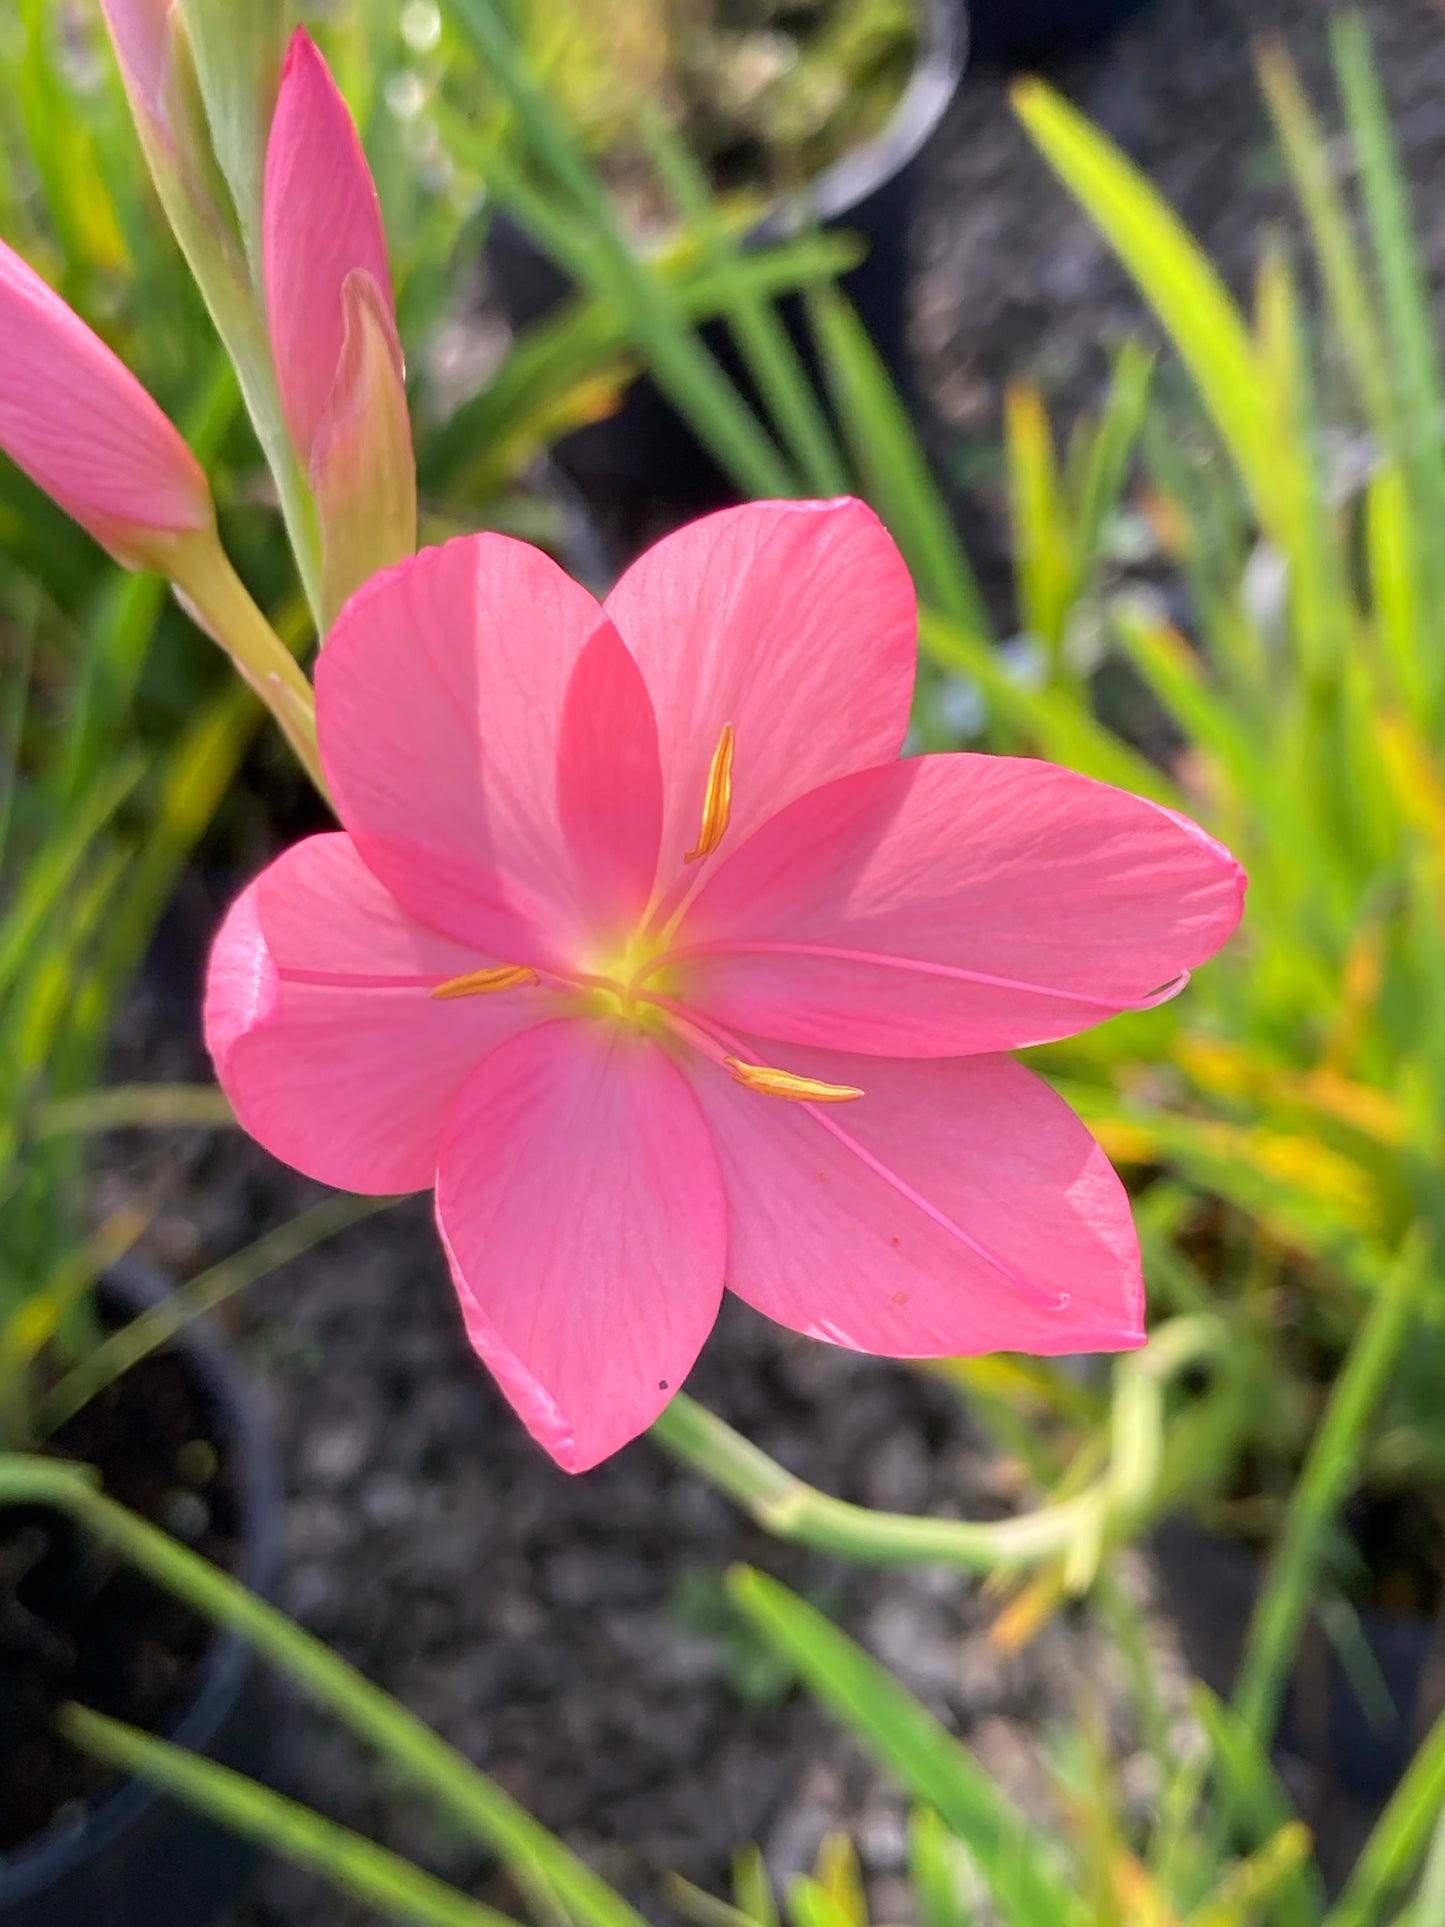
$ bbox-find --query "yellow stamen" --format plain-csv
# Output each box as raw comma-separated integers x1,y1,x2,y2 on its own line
723,1057,864,1104
430,965,539,1000
685,723,735,862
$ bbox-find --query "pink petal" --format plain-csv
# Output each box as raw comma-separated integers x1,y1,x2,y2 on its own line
316,534,622,962
0,238,210,560
205,834,536,1194
436,1020,728,1472
685,1043,1143,1356
604,499,917,881
556,626,663,941
264,28,393,459
676,755,1246,1055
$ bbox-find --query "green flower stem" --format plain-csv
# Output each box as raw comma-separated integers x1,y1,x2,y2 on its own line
60,1704,523,1927
651,1390,1103,1573
167,530,327,799
650,1320,1230,1579
0,1455,649,1927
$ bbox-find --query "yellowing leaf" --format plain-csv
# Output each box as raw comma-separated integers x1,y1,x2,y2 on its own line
1172,1034,1406,1146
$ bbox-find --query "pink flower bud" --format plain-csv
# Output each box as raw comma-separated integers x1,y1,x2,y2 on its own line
264,30,398,461
263,28,414,622
0,238,211,568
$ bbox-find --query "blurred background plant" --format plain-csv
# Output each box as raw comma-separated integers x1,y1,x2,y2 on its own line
8,1447,1445,1926
495,0,921,232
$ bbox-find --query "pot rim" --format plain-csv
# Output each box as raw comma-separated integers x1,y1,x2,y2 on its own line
755,0,967,236
0,1254,281,1904
492,0,969,261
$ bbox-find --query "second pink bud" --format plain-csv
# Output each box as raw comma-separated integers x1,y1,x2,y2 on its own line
264,28,416,630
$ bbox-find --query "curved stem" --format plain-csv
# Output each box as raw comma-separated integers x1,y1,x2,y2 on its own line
650,1317,1231,1580
167,530,328,800
650,1391,1100,1573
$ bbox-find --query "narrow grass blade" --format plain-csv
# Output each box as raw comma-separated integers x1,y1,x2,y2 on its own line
36,1193,394,1436
638,107,850,499
1255,39,1393,446
1326,1697,1445,1927
1014,79,1268,515
1191,1688,1321,1927
40,1083,237,1136
807,286,992,638
59,1703,521,1927
910,1807,975,1927
1071,340,1154,591
728,1567,1081,1927
1234,1233,1430,1743
1331,11,1445,606
1005,382,1074,661
0,1457,654,1927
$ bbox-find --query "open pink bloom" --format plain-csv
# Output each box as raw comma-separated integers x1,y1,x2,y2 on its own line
0,237,210,567
206,500,1245,1472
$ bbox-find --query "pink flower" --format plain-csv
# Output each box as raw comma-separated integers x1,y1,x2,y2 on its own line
206,500,1245,1472
263,28,415,625
0,237,210,567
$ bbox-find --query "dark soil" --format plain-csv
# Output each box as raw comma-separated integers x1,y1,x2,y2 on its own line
0,1315,240,1857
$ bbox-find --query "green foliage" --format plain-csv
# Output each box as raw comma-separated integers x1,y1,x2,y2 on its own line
997,23,1445,1569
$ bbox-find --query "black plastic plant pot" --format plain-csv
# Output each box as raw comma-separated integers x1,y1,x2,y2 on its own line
0,1259,281,1927
485,0,966,530
966,0,1156,66
1153,1518,1437,1810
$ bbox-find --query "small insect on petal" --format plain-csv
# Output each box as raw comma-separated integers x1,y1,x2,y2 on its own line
430,965,539,1000
685,722,735,862
723,1056,864,1103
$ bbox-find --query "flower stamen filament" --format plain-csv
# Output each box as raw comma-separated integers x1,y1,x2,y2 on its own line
430,964,539,1000
723,1057,864,1104
685,722,735,863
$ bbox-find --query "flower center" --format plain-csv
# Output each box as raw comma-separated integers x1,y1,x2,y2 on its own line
425,719,862,1100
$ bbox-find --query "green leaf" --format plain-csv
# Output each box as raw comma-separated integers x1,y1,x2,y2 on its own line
806,285,992,639
1013,79,1269,516
1331,11,1445,623
1326,1696,1445,1927
727,1567,1081,1927
1234,1233,1431,1742
35,1193,394,1436
910,1808,975,1927
636,107,850,500
442,0,797,500
0,1457,654,1927
60,1703,520,1927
